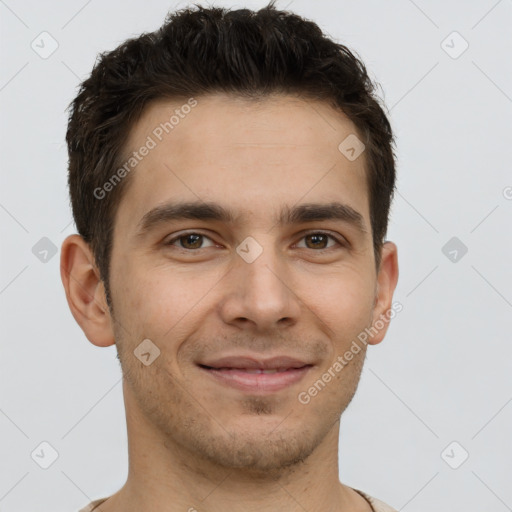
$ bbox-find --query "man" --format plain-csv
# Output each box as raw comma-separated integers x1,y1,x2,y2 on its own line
61,2,399,511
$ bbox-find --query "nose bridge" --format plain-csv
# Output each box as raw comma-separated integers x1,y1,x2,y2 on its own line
238,233,288,298
242,238,285,294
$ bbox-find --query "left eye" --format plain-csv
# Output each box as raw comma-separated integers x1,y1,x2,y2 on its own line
165,232,343,251
295,232,342,250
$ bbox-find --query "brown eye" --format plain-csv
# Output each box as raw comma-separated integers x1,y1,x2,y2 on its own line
179,234,203,249
166,232,215,250
296,232,343,251
304,233,329,249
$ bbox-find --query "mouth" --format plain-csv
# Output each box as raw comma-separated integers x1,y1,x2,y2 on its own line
196,356,314,393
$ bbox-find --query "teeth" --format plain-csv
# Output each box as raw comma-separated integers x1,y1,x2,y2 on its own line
235,368,280,374
218,368,283,373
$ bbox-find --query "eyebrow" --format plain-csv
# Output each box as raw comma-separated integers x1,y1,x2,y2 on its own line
135,200,368,237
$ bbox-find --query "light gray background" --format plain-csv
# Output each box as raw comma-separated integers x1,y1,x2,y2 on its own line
1,0,511,511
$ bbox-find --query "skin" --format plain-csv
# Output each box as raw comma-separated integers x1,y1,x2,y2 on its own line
61,93,398,512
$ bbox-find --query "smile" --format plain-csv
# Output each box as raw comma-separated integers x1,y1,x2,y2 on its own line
197,364,313,393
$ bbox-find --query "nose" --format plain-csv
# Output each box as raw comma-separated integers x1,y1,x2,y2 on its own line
217,238,301,332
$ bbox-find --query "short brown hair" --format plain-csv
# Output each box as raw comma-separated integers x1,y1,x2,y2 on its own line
66,1,396,310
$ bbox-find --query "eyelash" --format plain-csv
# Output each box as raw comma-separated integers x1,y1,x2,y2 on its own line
164,231,347,252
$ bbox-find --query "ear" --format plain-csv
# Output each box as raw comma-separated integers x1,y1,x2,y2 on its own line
367,241,399,345
60,234,115,347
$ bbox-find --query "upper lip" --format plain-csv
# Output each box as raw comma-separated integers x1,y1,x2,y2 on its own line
198,355,313,370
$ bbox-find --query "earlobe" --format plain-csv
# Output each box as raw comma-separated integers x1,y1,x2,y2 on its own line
60,234,115,347
367,241,399,345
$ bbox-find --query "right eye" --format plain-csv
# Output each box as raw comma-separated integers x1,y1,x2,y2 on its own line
164,232,217,250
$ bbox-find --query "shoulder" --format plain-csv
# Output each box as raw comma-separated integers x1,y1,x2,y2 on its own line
78,497,109,512
352,488,398,512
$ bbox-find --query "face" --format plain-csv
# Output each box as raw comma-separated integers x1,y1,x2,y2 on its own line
103,93,396,475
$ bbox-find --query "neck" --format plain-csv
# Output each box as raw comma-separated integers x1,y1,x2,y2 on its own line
102,382,372,512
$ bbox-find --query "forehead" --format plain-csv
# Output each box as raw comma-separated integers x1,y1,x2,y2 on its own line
113,93,369,237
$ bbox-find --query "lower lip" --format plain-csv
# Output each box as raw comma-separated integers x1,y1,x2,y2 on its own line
198,365,313,393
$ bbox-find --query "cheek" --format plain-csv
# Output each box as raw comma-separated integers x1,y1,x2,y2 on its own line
301,268,375,339
115,261,220,342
